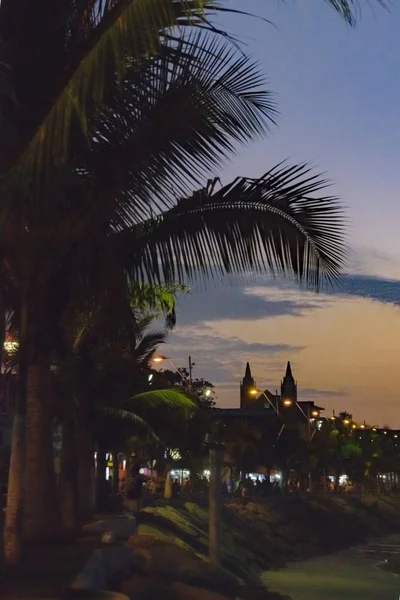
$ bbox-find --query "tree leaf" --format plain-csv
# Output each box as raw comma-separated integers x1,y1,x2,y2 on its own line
115,162,346,288
124,387,195,413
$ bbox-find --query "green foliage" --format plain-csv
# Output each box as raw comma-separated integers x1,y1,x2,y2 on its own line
325,1,388,27
129,282,188,329
117,163,346,287
124,387,195,414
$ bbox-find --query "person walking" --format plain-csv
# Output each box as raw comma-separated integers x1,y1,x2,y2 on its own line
124,465,145,520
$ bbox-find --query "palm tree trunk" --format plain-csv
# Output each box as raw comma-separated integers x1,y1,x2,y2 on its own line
3,294,28,567
4,413,25,566
76,411,94,518
112,450,120,496
59,418,78,537
23,362,63,541
95,441,108,512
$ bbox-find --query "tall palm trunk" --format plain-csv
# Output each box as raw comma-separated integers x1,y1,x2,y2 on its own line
76,409,94,518
95,440,108,512
59,418,78,537
23,362,63,541
112,449,120,496
4,295,28,567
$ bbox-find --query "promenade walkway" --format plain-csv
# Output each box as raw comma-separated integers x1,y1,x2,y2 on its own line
263,536,400,600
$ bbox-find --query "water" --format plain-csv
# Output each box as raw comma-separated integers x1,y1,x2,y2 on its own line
262,536,400,600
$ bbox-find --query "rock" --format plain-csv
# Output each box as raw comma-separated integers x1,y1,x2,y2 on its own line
84,517,137,539
171,582,232,600
68,549,108,596
100,594,130,600
68,546,138,597
120,574,171,600
127,538,239,598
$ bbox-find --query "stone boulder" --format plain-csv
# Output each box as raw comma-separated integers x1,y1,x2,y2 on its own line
68,546,138,597
128,536,239,598
84,517,137,539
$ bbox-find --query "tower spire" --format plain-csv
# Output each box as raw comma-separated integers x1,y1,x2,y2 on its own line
281,360,297,404
244,362,252,381
240,362,255,408
285,361,293,378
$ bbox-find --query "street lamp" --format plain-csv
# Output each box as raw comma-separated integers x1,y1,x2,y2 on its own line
152,354,192,392
282,398,310,422
249,388,279,415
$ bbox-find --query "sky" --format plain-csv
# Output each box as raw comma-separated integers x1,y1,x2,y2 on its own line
157,0,400,427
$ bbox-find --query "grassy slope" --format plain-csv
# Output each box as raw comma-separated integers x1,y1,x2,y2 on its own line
140,495,400,584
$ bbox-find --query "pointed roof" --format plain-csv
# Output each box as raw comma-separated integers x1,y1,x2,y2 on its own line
285,361,293,378
244,362,252,380
282,361,295,383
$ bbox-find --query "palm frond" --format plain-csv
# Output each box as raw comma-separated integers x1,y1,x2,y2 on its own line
324,1,387,26
103,406,161,443
124,388,195,413
72,32,275,226
129,282,188,329
8,0,243,182
134,331,166,366
115,162,346,288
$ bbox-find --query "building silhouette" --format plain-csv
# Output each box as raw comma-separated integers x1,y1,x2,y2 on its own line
238,360,323,422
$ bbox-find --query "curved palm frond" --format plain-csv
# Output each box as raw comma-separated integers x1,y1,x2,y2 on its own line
124,388,195,413
8,0,249,181
325,0,387,26
134,331,167,366
103,406,162,443
72,32,275,225
115,162,346,288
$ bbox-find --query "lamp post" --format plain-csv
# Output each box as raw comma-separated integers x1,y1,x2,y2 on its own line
208,441,224,566
249,388,279,414
153,355,192,393
282,398,318,491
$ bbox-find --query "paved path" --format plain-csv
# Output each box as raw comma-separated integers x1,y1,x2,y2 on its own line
262,537,400,600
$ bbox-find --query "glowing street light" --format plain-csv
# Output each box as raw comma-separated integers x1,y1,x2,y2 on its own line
343,419,350,425
283,399,293,406
249,388,279,415
152,354,192,391
153,355,166,363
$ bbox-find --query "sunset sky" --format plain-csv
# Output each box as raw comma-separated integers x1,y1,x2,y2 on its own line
161,1,400,427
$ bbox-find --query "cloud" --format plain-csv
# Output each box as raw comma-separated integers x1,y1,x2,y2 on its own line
174,282,320,326
299,387,348,400
330,274,400,306
162,328,304,385
160,263,400,414
348,246,400,281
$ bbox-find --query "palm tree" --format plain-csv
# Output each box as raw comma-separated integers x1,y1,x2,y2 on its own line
1,0,383,562
54,285,194,528
2,8,277,555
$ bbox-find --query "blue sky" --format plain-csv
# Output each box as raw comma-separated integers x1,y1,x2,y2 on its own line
215,0,400,264
156,1,400,427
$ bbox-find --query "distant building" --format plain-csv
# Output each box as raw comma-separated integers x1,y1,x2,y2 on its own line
239,360,324,422
215,361,324,442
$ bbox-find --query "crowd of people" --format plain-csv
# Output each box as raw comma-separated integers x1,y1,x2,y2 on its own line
112,466,287,514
